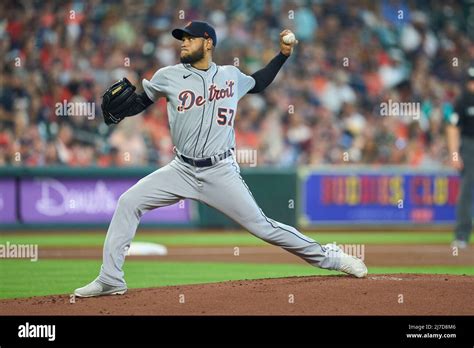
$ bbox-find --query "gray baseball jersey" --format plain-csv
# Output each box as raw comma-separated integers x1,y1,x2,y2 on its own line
143,62,255,158
96,62,351,288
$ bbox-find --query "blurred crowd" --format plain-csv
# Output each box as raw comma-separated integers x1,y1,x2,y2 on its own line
0,0,473,167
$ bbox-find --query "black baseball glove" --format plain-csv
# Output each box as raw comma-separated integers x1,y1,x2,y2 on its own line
101,78,137,125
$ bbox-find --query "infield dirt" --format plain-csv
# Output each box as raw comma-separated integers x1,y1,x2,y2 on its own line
1,274,473,315
1,242,473,315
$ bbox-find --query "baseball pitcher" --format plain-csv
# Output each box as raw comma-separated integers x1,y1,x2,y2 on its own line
75,21,367,297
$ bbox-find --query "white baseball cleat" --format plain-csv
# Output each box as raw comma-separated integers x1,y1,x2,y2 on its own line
451,239,468,250
324,243,368,278
74,278,127,298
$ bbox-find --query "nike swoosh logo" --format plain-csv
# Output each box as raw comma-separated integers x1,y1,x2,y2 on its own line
183,74,192,79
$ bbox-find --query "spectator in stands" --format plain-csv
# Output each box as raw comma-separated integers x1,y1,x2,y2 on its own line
0,0,470,168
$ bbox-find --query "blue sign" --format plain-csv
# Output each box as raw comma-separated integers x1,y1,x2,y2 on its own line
300,171,470,225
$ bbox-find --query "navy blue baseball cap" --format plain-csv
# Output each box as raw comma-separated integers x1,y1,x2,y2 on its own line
172,21,217,47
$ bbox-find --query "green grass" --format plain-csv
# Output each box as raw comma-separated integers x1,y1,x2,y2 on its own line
0,231,463,299
0,231,454,247
0,259,472,299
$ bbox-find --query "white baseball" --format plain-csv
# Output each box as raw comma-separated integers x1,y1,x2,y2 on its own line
282,32,296,44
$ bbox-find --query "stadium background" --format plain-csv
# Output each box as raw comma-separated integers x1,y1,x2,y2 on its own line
0,0,473,314
1,0,472,168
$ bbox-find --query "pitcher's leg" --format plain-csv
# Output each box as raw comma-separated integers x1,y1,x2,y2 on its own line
198,161,338,270
99,160,197,286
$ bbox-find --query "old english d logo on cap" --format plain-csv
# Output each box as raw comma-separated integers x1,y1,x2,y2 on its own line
171,21,217,47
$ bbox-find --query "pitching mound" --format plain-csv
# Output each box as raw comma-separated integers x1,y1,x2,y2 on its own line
1,274,472,315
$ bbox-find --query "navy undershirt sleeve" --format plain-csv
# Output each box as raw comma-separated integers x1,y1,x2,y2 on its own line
248,52,289,94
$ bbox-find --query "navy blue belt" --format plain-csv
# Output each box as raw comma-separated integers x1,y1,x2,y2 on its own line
179,149,234,168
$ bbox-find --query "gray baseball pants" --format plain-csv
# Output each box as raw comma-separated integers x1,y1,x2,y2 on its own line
98,156,339,287
454,136,474,242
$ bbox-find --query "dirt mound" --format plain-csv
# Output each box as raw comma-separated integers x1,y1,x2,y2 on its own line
1,274,472,315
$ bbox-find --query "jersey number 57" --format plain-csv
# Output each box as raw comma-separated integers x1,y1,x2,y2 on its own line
217,107,235,126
